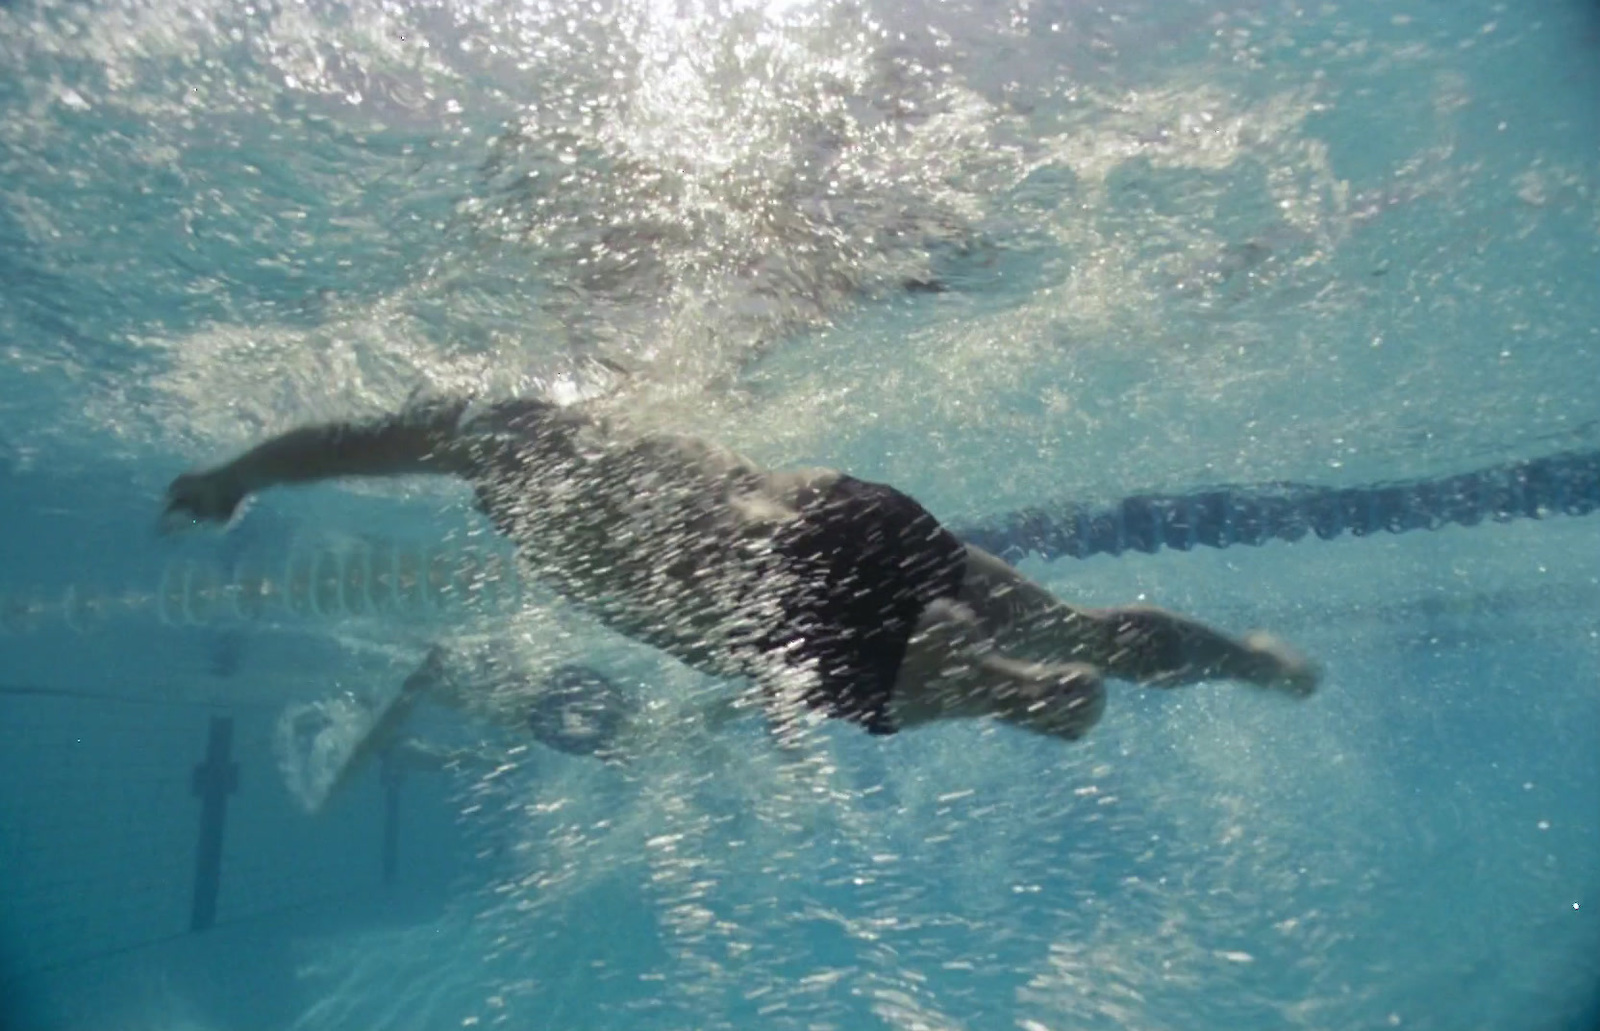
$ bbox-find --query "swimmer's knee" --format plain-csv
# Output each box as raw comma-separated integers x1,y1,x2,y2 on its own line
914,596,989,646
982,657,1105,741
1064,666,1107,738
1023,663,1105,741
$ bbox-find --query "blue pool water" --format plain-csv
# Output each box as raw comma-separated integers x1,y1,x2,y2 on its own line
2,0,1598,1027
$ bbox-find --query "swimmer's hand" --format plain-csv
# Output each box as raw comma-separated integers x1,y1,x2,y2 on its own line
1238,632,1320,698
162,468,248,531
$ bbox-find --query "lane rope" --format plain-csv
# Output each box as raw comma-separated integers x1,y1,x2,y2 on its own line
5,449,1597,634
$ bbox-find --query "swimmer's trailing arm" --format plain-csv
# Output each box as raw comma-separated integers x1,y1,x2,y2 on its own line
163,400,473,528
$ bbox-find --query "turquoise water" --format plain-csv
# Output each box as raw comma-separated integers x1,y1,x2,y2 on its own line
2,0,1598,1027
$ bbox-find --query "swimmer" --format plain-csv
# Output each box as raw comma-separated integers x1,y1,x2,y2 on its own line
165,397,1319,743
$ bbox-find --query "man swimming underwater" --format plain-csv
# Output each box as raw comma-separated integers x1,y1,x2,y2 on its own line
165,396,1318,742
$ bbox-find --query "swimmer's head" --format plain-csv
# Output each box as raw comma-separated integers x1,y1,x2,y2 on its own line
527,664,638,757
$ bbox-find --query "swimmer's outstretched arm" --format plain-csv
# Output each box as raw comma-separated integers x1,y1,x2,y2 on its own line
959,546,1318,696
163,401,479,527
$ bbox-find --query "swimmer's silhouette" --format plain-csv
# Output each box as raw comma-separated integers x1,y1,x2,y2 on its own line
165,397,1317,742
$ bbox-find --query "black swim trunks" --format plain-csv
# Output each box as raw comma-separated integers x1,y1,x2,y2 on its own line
765,475,968,734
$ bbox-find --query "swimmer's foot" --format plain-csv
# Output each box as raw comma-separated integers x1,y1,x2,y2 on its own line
1237,632,1320,698
163,468,247,531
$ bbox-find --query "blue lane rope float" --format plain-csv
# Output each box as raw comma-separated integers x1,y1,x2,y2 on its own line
2,449,1597,635
951,449,1600,563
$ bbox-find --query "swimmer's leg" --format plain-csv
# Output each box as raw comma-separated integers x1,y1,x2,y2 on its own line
958,545,1318,696
889,598,1107,741
1073,606,1318,696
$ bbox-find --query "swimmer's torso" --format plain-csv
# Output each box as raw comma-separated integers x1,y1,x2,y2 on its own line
459,404,832,679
